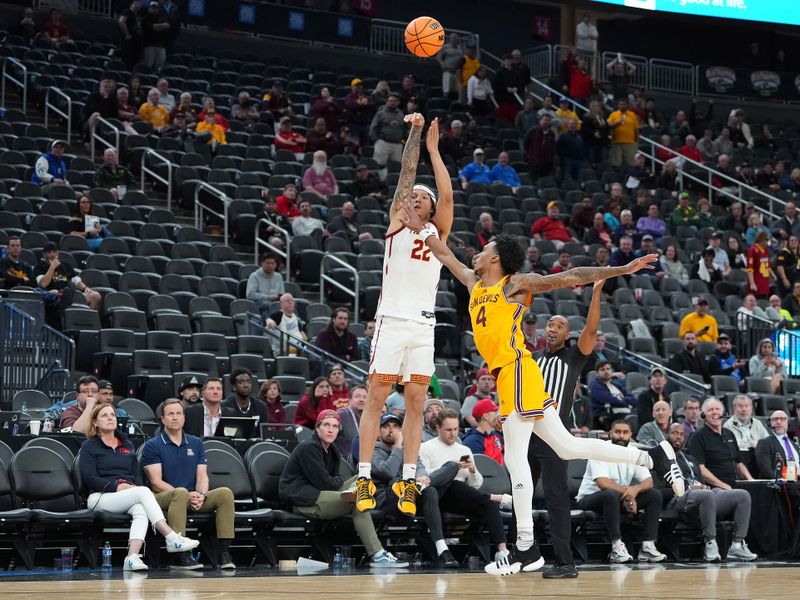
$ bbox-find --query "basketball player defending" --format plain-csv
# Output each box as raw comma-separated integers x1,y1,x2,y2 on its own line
397,218,685,575
355,114,454,516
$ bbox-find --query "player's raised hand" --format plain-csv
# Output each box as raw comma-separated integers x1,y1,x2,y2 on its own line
404,112,425,128
425,117,440,154
399,200,424,233
592,279,605,292
623,253,659,275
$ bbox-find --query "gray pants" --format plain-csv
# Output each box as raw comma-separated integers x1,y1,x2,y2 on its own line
668,487,751,541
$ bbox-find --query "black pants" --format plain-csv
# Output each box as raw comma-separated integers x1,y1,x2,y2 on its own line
379,482,443,541
529,434,573,566
577,487,663,541
439,480,505,546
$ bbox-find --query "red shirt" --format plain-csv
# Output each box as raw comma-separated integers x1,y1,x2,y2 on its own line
293,394,337,428
275,194,300,218
275,130,305,154
42,21,69,39
656,146,677,164
569,66,592,99
331,386,349,409
747,243,771,296
678,145,703,164
531,216,571,243
197,110,229,131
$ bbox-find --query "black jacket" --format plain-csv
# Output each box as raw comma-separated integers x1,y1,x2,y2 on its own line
183,402,236,438
222,395,268,422
79,433,140,493
755,434,800,479
636,388,667,430
279,432,343,507
668,349,711,383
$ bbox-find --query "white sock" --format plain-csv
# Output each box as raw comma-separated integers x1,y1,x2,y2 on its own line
516,528,534,552
358,462,371,479
165,531,179,543
402,463,416,481
435,539,448,555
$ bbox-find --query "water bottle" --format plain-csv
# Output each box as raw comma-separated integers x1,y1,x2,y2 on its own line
101,541,112,570
332,550,343,569
412,552,423,568
20,398,28,413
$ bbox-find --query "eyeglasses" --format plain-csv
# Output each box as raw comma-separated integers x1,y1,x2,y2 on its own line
771,416,788,421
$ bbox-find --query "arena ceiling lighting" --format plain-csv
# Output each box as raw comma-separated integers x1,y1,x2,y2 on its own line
591,0,800,27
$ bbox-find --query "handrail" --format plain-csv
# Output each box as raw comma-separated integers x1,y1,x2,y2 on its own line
90,116,121,162
255,218,292,282
601,51,650,93
1,57,28,113
320,254,360,324
194,182,231,246
44,87,73,145
140,148,174,211
648,58,696,96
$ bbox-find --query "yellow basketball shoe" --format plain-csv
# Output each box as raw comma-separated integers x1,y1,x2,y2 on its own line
355,477,376,512
392,479,420,516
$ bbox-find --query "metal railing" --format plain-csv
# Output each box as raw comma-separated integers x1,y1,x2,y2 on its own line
1,57,28,113
648,58,695,96
255,219,292,282
320,254,360,324
0,301,75,407
369,19,479,57
44,86,73,145
90,116,121,162
140,148,174,211
195,181,231,246
736,312,777,364
521,45,553,80
35,0,114,17
602,51,649,93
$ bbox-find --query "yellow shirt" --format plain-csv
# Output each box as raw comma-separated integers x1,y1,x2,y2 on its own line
462,55,480,86
138,102,170,128
469,275,531,374
196,121,227,145
678,311,718,343
608,109,639,144
555,108,581,132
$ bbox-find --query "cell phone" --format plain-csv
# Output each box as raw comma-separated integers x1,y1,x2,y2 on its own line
460,455,470,462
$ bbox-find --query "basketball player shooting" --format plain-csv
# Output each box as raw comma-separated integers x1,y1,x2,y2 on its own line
355,114,454,517
398,212,685,575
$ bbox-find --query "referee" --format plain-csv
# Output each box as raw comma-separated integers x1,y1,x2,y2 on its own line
530,279,605,578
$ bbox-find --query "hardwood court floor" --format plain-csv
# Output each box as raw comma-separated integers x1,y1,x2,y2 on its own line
0,563,798,600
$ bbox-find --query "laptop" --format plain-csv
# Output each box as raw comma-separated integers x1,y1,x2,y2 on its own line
216,416,259,439
259,423,296,444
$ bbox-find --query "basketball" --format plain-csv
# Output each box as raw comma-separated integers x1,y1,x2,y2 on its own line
404,16,444,58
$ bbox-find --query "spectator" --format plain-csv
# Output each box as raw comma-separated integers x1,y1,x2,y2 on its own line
258,379,285,424
262,80,292,119
755,411,800,478
568,195,594,237
461,44,480,90
757,161,781,190
526,114,557,179
314,307,358,364
293,377,336,428
736,293,771,331
326,364,350,409
691,249,722,288
606,54,636,101
635,205,666,242
344,78,376,145
369,94,405,167
279,410,407,567
311,87,342,133
461,368,497,428
247,253,285,317
584,212,613,248
748,338,785,394
746,231,773,299
197,98,229,131
522,311,547,353
720,201,747,235
775,235,800,295
581,100,610,168
550,251,573,274
222,368,268,423
637,400,673,448
493,54,520,124
94,148,135,201
358,319,375,362
475,212,500,249
336,384,367,454
636,367,668,429
767,294,792,322
488,151,522,192
726,235,747,271
422,398,443,442
139,88,170,132
0,236,35,291
659,161,680,194
609,236,636,272
696,129,717,163
328,201,371,250
531,202,574,249
177,376,203,407
660,244,689,286
589,361,636,429
608,98,639,168
581,331,623,384
459,148,492,188
663,423,756,562
707,333,745,386
68,195,109,251
437,33,464,101
306,117,342,157
515,98,538,135
463,399,504,466
678,296,718,343
41,8,70,43
348,164,387,203
127,76,145,107
231,91,260,127
155,78,175,111
681,397,702,446
32,140,69,192
196,110,227,150
141,398,236,570
265,293,306,356
160,111,192,147
59,375,101,433
575,420,666,563
420,409,512,570
118,1,143,68
83,79,121,137
13,7,38,44
723,394,769,475
183,378,235,438
568,57,593,106
274,183,300,221
302,151,338,200
744,213,770,247
706,232,731,275
140,2,170,70
554,98,580,134
668,332,711,383
257,195,286,250
116,87,142,129
667,109,691,139
291,200,327,239
79,403,199,571
522,246,549,277
556,118,584,182
783,280,800,320
466,67,494,116
34,242,102,311
275,116,306,159
626,153,657,190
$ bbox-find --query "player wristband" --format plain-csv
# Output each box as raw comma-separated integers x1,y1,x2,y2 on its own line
419,228,434,244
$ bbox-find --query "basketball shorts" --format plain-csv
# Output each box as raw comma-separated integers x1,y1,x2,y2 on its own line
368,315,434,385
495,356,554,421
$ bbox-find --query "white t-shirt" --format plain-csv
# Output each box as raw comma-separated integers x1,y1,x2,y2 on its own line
575,448,651,502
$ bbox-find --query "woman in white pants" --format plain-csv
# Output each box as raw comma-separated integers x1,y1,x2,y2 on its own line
79,404,199,570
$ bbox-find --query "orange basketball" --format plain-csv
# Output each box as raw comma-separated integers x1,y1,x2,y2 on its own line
404,16,444,58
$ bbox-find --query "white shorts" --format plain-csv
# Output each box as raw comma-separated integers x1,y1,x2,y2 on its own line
369,315,435,385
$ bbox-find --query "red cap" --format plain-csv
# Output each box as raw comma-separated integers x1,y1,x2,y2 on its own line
472,399,499,421
476,367,492,380
315,409,340,425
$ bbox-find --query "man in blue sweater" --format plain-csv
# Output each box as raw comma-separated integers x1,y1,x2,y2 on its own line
459,148,492,188
489,151,522,192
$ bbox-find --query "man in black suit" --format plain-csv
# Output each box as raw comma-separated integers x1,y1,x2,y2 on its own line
755,410,800,478
184,377,236,438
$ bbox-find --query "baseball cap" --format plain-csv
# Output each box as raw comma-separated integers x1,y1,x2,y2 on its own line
648,367,665,378
423,398,444,413
679,191,690,199
694,295,709,305
351,77,363,86
328,364,344,376
558,96,569,104
315,409,340,425
476,367,492,380
717,333,731,342
710,231,722,239
472,398,499,420
51,139,66,149
385,393,405,412
380,413,402,427
547,201,559,209
642,234,654,241
355,164,368,171
523,310,537,323
179,375,202,393
99,379,114,390
473,148,484,155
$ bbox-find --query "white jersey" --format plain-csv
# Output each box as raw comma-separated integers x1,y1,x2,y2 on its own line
375,222,441,324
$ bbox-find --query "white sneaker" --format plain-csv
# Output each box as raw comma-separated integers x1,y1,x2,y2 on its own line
609,541,633,563
704,540,721,562
123,554,148,571
637,543,666,563
165,534,200,553
500,494,513,511
484,549,521,576
727,541,757,562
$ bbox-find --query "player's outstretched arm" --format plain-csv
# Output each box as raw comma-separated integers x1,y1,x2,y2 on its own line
577,280,604,356
390,113,424,216
425,118,453,238
400,202,478,291
508,254,659,296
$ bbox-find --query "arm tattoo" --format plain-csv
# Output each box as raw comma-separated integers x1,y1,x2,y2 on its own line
515,266,628,293
391,126,422,212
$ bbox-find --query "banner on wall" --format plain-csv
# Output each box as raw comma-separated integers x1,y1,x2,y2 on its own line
531,16,554,43
699,65,800,100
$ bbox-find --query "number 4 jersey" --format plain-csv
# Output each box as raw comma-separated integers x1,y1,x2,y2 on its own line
375,222,442,324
